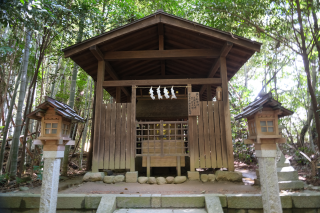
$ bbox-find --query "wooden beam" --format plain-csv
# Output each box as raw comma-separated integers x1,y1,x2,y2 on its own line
199,42,233,95
103,78,222,87
104,49,220,61
92,60,105,173
220,56,234,171
90,45,104,61
220,42,233,57
122,74,207,80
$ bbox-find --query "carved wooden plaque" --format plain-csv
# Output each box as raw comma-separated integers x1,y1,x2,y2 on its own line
188,92,200,116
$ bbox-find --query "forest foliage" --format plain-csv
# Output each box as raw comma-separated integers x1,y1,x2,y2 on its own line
0,0,319,179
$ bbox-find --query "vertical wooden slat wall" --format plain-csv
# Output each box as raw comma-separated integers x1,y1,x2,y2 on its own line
99,103,132,170
191,101,230,170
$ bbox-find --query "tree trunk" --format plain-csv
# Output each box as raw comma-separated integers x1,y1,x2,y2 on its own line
86,81,96,171
0,68,22,175
61,15,84,176
299,61,316,146
9,29,32,178
296,0,320,152
79,78,92,169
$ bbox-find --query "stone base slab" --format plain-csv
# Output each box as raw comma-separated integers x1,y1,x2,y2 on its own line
1,193,320,212
126,172,138,183
279,180,305,190
187,171,200,180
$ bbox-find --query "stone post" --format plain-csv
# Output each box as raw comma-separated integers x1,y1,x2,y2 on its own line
39,150,64,213
256,148,282,213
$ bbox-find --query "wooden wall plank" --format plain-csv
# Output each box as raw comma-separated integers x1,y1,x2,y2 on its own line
109,103,116,169
98,104,106,169
104,103,112,169
193,113,199,168
220,57,235,171
92,60,105,172
198,101,205,168
126,103,131,169
214,101,222,168
208,101,216,168
115,103,121,169
219,101,228,168
203,101,211,168
120,103,127,169
130,85,137,171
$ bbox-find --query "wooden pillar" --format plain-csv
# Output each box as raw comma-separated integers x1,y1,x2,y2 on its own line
176,156,181,176
220,57,235,171
187,84,195,171
207,85,212,101
130,85,136,172
116,87,121,103
92,60,105,172
147,156,150,177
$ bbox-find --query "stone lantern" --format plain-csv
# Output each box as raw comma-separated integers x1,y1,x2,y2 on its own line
27,96,84,213
235,92,293,213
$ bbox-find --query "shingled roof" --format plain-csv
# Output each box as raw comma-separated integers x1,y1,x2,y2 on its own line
234,93,294,120
27,96,84,122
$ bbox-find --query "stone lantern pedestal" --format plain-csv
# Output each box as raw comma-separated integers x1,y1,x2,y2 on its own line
255,144,282,213
35,140,74,213
40,150,64,213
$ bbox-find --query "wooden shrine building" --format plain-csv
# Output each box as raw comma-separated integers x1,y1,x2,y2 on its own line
62,10,262,174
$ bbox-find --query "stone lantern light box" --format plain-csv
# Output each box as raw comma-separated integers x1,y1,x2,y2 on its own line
27,96,84,153
235,93,293,150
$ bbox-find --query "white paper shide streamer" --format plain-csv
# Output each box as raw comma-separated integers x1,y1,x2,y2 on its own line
149,86,155,100
163,87,170,99
171,86,177,99
157,86,163,100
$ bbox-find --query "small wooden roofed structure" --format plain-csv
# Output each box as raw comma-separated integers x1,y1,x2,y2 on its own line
234,93,294,120
62,11,262,174
27,96,84,123
62,10,261,102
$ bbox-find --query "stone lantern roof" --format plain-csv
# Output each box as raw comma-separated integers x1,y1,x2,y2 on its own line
234,93,294,120
27,96,84,122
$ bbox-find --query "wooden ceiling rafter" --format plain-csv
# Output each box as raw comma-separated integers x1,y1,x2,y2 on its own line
121,61,160,77
158,23,166,76
166,63,202,76
117,60,151,74
165,26,224,47
165,33,214,49
101,27,158,52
